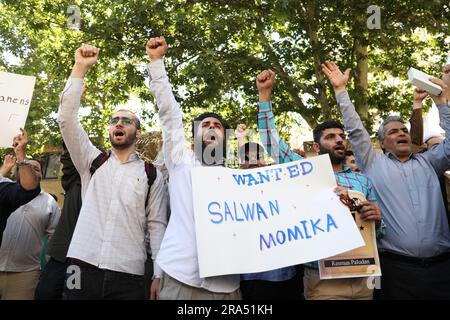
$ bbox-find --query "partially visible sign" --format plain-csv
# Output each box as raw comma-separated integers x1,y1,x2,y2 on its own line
319,190,382,279
0,72,36,148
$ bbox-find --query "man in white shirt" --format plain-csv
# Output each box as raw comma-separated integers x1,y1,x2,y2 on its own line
0,158,60,300
146,37,241,300
58,44,168,300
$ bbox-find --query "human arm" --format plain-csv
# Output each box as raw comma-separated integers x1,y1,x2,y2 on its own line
146,37,189,169
423,66,450,175
145,170,168,300
322,61,378,171
410,88,428,149
256,69,302,164
57,45,102,176
13,129,40,191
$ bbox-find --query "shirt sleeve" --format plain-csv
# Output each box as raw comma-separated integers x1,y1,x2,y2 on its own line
257,101,302,164
45,196,61,241
57,77,102,177
0,182,41,216
410,108,424,147
422,103,450,176
148,59,191,170
145,169,168,278
337,91,380,171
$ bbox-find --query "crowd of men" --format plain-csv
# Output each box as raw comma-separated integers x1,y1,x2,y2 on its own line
0,36,449,300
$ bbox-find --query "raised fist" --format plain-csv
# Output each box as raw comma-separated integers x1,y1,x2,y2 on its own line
74,44,100,69
146,36,168,61
256,69,275,93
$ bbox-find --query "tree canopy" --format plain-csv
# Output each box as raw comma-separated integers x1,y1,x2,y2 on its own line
0,0,449,157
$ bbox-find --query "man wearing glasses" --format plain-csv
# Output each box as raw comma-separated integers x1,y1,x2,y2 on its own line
255,69,384,300
57,45,168,299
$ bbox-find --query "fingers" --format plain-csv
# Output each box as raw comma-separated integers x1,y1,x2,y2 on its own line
358,202,380,221
147,36,166,49
429,77,447,91
80,44,100,57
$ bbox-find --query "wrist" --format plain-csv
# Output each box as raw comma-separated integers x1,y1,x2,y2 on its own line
149,55,163,62
334,86,346,95
71,63,89,78
413,101,423,110
258,92,271,102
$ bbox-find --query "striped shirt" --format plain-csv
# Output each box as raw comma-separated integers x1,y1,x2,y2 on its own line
258,101,386,270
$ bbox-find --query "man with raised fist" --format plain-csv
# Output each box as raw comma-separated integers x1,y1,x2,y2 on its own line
58,44,168,300
146,36,240,300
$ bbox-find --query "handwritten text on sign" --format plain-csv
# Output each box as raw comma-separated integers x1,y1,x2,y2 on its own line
0,72,36,148
191,154,364,278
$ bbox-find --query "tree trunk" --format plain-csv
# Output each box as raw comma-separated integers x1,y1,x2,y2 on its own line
304,0,331,121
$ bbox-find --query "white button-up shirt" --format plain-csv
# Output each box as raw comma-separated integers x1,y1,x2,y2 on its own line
58,78,168,276
0,191,60,272
148,59,240,293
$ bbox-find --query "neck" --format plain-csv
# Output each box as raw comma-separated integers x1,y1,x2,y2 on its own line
112,145,136,163
332,162,344,172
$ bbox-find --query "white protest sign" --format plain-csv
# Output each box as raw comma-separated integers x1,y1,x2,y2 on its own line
191,154,365,278
0,71,36,148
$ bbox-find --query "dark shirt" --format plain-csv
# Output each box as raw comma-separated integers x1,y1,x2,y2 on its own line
0,181,41,246
46,149,82,262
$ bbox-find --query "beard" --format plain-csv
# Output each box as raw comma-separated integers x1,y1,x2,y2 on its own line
319,145,345,164
109,133,137,150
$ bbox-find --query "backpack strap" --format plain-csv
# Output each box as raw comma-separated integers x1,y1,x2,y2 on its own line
90,151,111,176
144,161,157,209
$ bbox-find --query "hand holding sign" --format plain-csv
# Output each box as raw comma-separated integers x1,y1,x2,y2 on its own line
146,36,168,61
413,88,428,109
322,61,351,95
358,201,382,226
429,77,449,105
256,69,275,102
12,128,28,161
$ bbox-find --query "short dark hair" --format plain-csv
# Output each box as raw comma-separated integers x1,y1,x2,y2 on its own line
345,150,354,157
238,142,265,161
191,112,230,138
313,120,345,143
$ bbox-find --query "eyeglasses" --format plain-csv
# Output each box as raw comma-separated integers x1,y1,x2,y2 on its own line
109,116,134,126
340,196,363,213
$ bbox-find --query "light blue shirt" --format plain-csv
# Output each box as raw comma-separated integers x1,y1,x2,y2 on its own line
337,91,450,258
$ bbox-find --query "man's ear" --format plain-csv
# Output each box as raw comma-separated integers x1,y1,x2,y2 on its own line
312,142,320,153
378,140,386,153
136,130,142,139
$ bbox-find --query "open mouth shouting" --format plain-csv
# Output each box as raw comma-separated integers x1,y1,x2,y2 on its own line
113,129,126,140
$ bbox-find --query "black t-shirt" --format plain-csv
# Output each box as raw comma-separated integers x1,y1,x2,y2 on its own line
0,181,41,246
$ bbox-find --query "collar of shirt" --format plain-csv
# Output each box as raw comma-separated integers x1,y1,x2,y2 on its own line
385,151,414,162
109,149,140,163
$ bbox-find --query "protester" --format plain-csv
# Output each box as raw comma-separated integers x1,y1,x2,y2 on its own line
237,141,303,300
322,60,450,299
57,44,168,300
34,143,82,300
146,36,240,300
256,69,384,300
0,129,41,246
344,150,359,172
0,158,60,300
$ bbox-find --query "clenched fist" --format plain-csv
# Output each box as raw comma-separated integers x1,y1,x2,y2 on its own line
146,37,168,61
75,45,100,68
256,69,275,102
